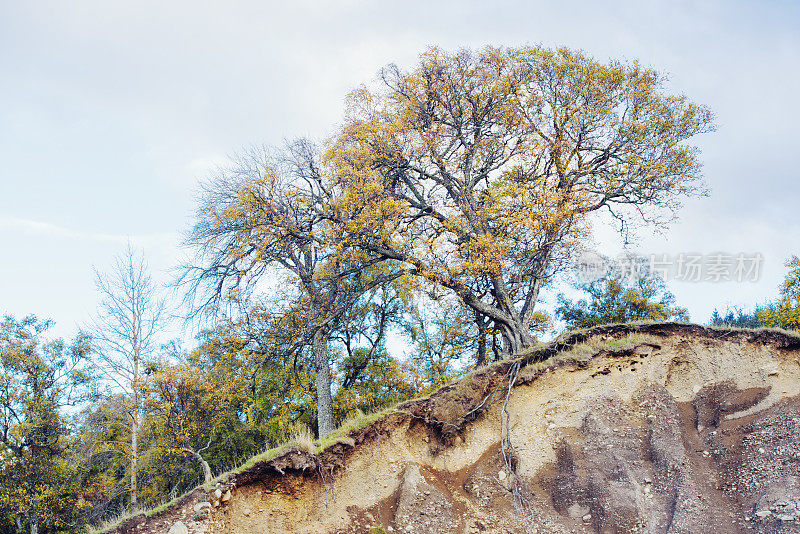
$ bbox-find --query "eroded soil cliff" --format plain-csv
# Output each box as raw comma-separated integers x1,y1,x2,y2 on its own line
114,323,800,534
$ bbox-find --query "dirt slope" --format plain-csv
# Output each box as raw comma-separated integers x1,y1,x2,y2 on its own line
114,323,800,534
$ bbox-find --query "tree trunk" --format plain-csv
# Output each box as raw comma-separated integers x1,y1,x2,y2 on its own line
487,274,536,355
476,332,487,367
491,334,501,362
497,319,535,355
130,420,138,510
475,311,488,367
29,505,37,534
130,350,139,510
28,442,39,534
313,329,335,436
182,447,213,484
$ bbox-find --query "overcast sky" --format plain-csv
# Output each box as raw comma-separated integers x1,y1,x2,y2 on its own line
1,0,798,341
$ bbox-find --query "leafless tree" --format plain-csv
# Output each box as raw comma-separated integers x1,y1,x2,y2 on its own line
86,244,167,510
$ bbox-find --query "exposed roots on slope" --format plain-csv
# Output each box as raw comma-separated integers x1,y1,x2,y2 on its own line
499,360,536,530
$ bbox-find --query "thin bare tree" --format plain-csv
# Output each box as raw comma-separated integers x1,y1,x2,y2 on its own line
86,244,167,511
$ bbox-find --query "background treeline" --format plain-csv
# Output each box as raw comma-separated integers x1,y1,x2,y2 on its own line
1,250,797,533
2,45,799,533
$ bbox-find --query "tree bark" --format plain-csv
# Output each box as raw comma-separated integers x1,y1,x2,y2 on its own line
491,334,501,362
29,505,37,534
130,350,139,510
364,242,537,354
182,447,213,484
313,329,335,436
130,423,138,509
28,440,39,534
474,311,488,367
476,333,487,367
497,318,535,355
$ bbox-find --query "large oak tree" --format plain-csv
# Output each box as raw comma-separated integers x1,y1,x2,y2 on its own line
326,46,714,353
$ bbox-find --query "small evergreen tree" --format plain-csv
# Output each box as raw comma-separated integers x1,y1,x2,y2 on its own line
708,307,761,328
556,275,688,330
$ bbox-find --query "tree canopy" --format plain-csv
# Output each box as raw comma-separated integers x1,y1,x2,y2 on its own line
184,142,405,435
326,45,714,352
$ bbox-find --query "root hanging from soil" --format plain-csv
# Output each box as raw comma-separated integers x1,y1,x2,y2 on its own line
318,464,335,509
500,360,536,531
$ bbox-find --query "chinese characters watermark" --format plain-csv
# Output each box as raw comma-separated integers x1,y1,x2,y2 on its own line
575,252,763,284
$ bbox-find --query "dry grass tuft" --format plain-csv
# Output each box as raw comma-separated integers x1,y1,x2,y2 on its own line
317,407,394,450
287,423,315,453
339,408,366,431
559,333,657,359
